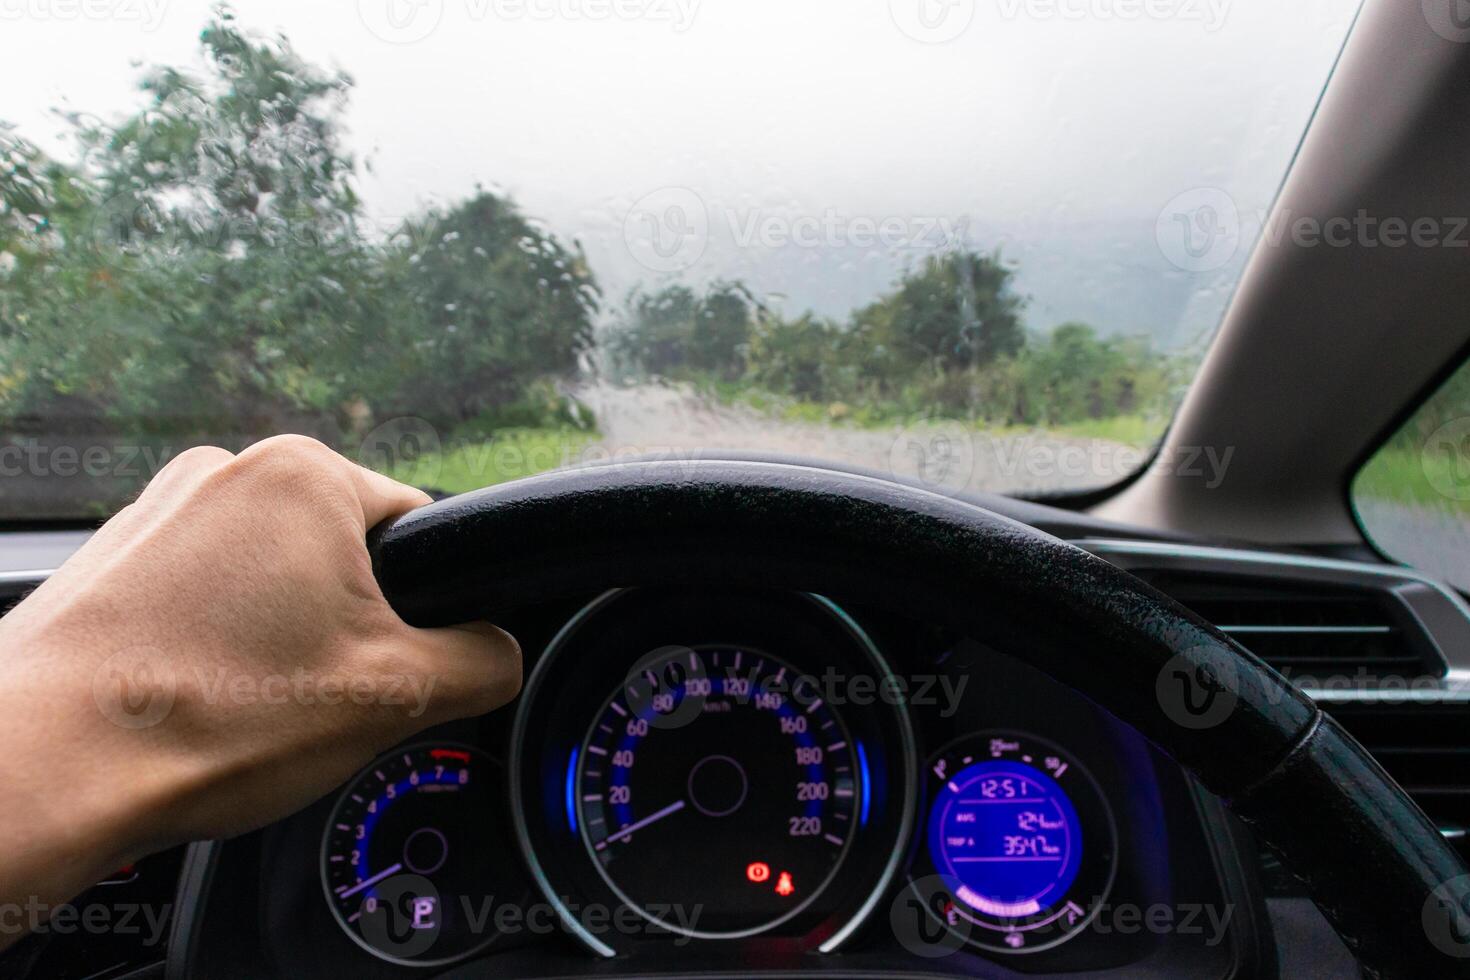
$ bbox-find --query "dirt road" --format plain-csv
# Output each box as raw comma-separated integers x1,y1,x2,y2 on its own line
574,383,1144,497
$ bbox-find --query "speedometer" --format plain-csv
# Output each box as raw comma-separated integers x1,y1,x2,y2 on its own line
511,588,918,956
577,646,860,937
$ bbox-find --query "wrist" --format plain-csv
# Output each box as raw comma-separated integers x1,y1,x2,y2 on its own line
0,627,185,918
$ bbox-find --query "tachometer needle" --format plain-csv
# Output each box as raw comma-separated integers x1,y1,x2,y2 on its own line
597,800,686,849
339,862,404,900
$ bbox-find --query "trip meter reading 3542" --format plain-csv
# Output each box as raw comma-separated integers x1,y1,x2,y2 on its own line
576,647,861,938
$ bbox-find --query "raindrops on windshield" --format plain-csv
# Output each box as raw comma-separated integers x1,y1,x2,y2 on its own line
0,1,1360,517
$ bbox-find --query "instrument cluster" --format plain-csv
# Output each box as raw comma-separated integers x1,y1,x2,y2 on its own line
284,587,1236,976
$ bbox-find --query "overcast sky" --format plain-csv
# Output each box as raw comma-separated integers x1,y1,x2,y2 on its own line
3,0,1361,350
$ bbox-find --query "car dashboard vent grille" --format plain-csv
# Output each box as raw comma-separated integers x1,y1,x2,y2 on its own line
1142,572,1437,680
1329,703,1470,836
1080,540,1470,855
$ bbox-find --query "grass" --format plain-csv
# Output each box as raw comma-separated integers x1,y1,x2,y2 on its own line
371,418,1460,520
702,381,1166,447
377,426,597,495
1049,415,1164,446
1353,446,1470,515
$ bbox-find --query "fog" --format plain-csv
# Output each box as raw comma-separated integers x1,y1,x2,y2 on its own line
2,0,1361,348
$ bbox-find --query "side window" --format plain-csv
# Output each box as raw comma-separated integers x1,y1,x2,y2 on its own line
1352,363,1470,590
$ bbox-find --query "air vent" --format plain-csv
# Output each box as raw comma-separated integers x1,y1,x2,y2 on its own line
1328,703,1470,845
1143,572,1438,680
1140,575,1440,681
1081,540,1470,861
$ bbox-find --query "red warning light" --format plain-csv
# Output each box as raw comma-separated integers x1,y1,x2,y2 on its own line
746,862,771,883
774,871,795,897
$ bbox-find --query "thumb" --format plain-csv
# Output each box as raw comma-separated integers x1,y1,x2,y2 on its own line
405,621,524,721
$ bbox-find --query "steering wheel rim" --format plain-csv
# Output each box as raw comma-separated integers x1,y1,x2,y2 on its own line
368,459,1470,979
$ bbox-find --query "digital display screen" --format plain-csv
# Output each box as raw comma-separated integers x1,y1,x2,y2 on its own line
925,759,1083,919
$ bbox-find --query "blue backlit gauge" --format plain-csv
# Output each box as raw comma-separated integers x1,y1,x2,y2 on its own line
321,743,522,966
576,646,863,938
928,759,1084,917
908,732,1116,955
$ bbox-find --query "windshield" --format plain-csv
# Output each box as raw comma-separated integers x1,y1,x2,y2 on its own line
1354,357,1470,592
0,1,1360,517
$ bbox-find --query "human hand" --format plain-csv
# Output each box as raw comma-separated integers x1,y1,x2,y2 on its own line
0,435,520,924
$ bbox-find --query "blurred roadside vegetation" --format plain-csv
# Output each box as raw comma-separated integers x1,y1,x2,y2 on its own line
606,264,1187,443
1351,358,1470,589
0,13,596,449
1354,364,1470,515
1,10,1187,513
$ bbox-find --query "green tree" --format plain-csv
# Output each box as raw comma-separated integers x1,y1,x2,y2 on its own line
609,283,700,378
747,311,841,401
690,281,754,378
1,11,371,431
0,10,597,439
608,280,754,381
371,192,599,425
0,127,87,406
1011,323,1178,426
853,250,1025,380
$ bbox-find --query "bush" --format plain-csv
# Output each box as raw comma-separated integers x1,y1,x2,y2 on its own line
0,13,594,445
610,261,1184,434
607,281,753,382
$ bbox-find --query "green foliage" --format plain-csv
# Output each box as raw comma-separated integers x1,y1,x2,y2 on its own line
1,9,1191,519
747,312,843,401
852,250,1025,378
452,379,597,438
1007,323,1179,427
378,427,599,496
609,280,753,381
44,12,365,427
1048,413,1166,446
365,193,598,424
0,10,593,441
611,257,1182,434
1354,360,1470,515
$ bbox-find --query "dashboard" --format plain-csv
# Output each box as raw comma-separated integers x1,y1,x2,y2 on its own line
176,584,1257,979
12,506,1466,978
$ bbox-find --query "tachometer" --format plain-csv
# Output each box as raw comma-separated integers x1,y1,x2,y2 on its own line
577,646,860,937
321,743,517,966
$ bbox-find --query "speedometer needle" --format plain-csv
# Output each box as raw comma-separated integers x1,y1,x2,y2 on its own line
597,800,686,849
339,862,404,900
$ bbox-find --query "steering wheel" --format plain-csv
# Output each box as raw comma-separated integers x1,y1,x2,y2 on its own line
367,460,1470,979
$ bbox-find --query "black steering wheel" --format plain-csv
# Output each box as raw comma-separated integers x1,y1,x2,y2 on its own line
368,459,1470,979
